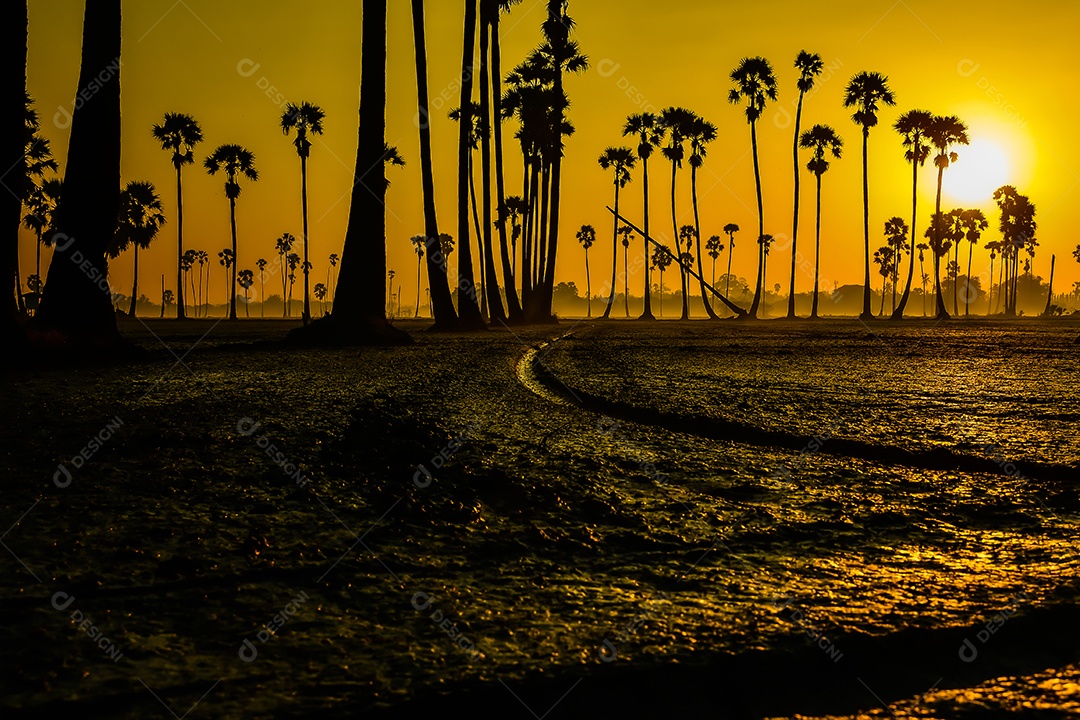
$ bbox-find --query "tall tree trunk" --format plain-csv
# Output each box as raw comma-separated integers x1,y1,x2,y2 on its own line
893,152,919,318
301,154,311,324
37,0,121,342
859,128,873,320
229,196,238,319
601,179,618,319
810,174,822,318
468,153,488,319
640,156,654,319
788,90,805,319
478,5,505,323
932,167,949,319
624,240,629,316
584,247,591,316
1043,254,1055,316
454,0,485,328
410,0,458,329
2,0,28,343
489,8,522,323
692,165,718,319
965,241,973,316
747,120,764,318
128,243,139,316
725,236,734,308
670,159,688,320
175,165,186,318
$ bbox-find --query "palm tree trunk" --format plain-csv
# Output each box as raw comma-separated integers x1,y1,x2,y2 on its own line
859,128,872,320
538,2,566,323
624,242,629,316
601,180,618,319
692,164,718,319
747,120,764,318
229,196,238,319
670,160,687,320
175,165,186,319
987,257,994,316
933,167,949,319
15,261,24,313
893,152,919,318
489,9,522,324
584,247,591,317
37,0,121,341
725,237,733,305
966,242,973,315
788,90,805,319
478,10,505,323
640,156,654,319
301,153,311,324
411,0,458,329
128,243,139,316
468,154,488,320
414,257,421,317
537,163,550,292
1043,254,1055,316
811,174,821,318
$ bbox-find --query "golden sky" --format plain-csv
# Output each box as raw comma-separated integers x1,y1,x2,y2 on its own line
22,0,1080,307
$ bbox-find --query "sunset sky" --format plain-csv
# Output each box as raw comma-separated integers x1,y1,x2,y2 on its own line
22,0,1080,307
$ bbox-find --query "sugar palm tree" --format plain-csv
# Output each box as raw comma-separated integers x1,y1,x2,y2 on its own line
281,101,325,325
659,107,697,319
883,216,908,313
624,112,663,319
618,225,634,316
758,233,776,315
275,233,296,317
287,252,301,314
652,245,673,317
799,124,843,319
677,225,697,319
916,242,929,315
238,268,254,316
449,102,493,319
181,249,196,316
598,147,636,319
706,235,724,290
255,258,268,317
204,144,258,319
843,71,896,320
723,223,739,302
194,249,208,316
108,180,166,317
788,50,823,318
152,112,202,320
22,177,62,293
218,248,234,313
729,57,778,318
410,235,425,317
576,224,596,317
873,245,895,315
17,94,58,311
891,109,932,318
687,115,720,319
927,114,969,319
327,252,339,303
960,208,988,315
314,281,327,315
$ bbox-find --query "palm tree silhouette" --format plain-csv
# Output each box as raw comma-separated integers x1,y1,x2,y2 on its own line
729,57,778,318
281,101,325,326
238,268,254,317
873,245,894,315
678,225,697,319
883,217,908,314
449,102,492,320
410,0,459,329
108,180,166,317
623,112,663,320
152,112,202,320
652,245,673,317
927,114,968,319
287,252,301,314
788,51,823,319
619,226,634,316
204,144,258,320
723,223,739,303
181,249,196,316
660,107,696,320
23,178,62,296
576,224,596,317
256,258,268,317
799,124,843,319
410,235,426,317
843,71,896,321
314,282,327,316
194,249,208,316
598,146,636,319
17,93,58,311
275,233,296,317
387,268,397,316
218,248,234,315
891,109,932,318
758,233,776,316
960,208,988,315
916,242,929,315
688,115,720,319
706,235,724,291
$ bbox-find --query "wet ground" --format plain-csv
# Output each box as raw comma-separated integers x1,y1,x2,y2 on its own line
1,316,1078,718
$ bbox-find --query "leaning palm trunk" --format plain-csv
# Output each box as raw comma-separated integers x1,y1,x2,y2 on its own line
38,0,121,342
670,160,688,320
410,0,458,329
747,120,765,318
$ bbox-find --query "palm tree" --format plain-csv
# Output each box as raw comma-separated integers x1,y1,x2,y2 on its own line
758,233,776,315
706,235,724,290
17,94,58,311
985,240,1000,315
108,180,166,317
843,71,896,320
687,115,720,319
410,0,459,329
238,269,254,316
883,217,908,313
410,235,425,317
194,249,208,316
873,245,894,315
37,0,121,340
287,252,301,315
916,242,929,315
218,248,235,313
723,223,739,303
576,224,596,317
891,109,932,318
22,178,62,295
281,101,325,325
152,112,202,320
623,113,663,319
327,252,339,305
659,107,696,319
788,50,823,319
652,245,673,317
314,282,327,315
960,208,988,315
255,258,268,317
387,269,397,316
181,249,196,316
729,57,778,318
161,289,173,318
619,225,634,316
677,225,697,319
449,102,492,319
597,147,636,319
275,233,296,317
204,144,258,320
799,124,843,319
927,114,969,319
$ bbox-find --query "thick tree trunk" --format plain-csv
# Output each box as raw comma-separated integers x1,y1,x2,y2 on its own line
410,0,458,329
37,0,122,342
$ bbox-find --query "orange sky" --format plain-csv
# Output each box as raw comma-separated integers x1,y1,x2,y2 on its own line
21,0,1080,308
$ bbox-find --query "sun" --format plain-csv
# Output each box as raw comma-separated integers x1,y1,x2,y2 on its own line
942,138,1010,204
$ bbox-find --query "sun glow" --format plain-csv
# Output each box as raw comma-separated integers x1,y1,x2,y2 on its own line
942,138,1011,205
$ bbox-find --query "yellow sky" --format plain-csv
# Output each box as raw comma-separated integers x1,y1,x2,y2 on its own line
22,0,1080,306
